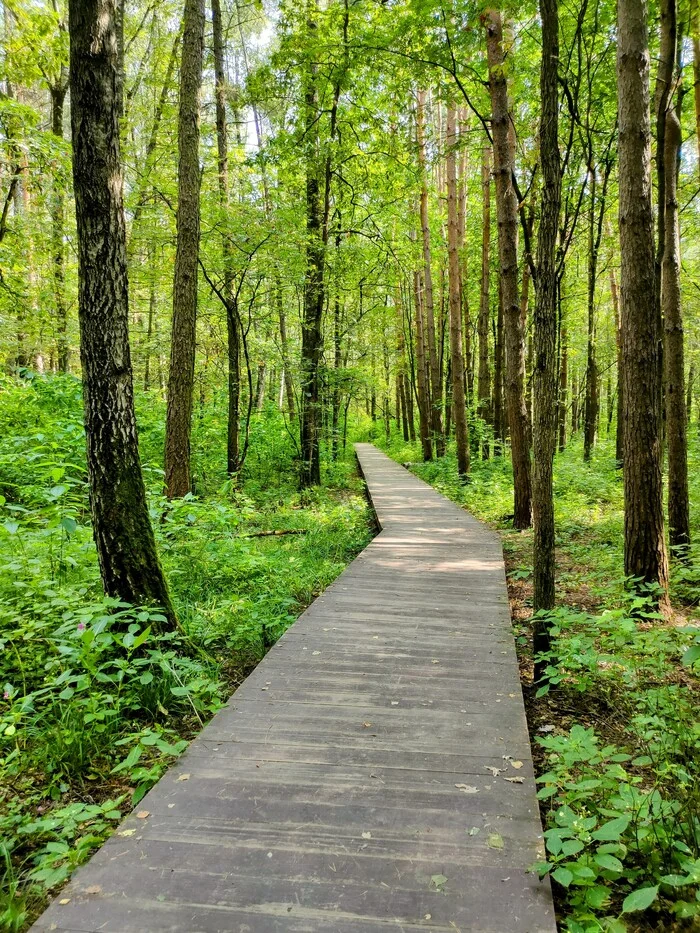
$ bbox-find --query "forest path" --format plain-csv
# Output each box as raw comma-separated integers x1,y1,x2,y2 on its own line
31,444,555,933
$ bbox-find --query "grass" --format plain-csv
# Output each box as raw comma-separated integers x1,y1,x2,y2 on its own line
368,417,700,932
0,373,372,931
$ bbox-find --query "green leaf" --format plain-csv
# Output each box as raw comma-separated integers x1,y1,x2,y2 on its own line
622,886,658,913
592,817,629,841
594,853,623,872
552,867,573,888
487,833,504,850
60,516,77,534
682,645,700,666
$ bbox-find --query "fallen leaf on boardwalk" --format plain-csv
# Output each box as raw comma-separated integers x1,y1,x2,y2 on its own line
504,776,524,784
136,810,150,819
511,760,523,769
430,873,448,892
391,701,399,706
118,829,136,836
486,766,504,777
177,773,190,781
362,721,372,728
312,651,321,656
361,832,372,839
83,885,102,894
467,827,480,836
487,833,504,850
455,783,478,794
59,898,71,905
431,659,440,664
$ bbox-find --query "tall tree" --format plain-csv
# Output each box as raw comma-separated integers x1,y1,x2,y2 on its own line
663,95,691,550
446,103,469,477
164,0,205,498
617,0,669,595
68,0,175,623
416,89,444,456
483,10,532,528
532,0,561,666
478,145,492,458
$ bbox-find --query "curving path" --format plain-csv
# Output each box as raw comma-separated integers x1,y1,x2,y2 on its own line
31,443,555,933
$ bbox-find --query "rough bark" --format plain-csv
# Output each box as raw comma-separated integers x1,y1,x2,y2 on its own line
617,0,669,595
494,279,505,451
662,105,690,550
532,0,561,656
583,168,599,461
484,10,532,527
446,105,470,477
558,330,568,452
164,0,204,498
68,0,175,624
691,0,700,172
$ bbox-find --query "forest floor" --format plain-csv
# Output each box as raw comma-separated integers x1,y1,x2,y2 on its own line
0,375,372,932
377,427,700,933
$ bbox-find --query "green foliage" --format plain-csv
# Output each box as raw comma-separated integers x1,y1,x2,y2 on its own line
0,375,371,925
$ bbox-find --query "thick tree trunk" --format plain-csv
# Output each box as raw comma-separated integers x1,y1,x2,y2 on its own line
164,0,204,498
484,10,532,527
532,0,561,656
69,0,175,623
617,0,669,595
663,105,690,551
478,146,492,458
277,283,296,421
416,91,444,456
446,105,470,477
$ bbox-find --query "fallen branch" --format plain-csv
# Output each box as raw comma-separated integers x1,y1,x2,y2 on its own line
240,529,308,539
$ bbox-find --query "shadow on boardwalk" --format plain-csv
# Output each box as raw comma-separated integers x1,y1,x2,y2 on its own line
31,443,555,933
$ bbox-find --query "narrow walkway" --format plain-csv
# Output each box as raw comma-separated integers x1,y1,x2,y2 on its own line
32,444,555,933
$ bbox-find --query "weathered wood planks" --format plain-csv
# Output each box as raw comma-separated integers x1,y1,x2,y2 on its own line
30,443,555,932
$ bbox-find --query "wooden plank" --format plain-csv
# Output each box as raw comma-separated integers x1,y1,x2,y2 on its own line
30,444,555,933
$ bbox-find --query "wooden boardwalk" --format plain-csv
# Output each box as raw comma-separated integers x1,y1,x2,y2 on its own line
32,444,555,933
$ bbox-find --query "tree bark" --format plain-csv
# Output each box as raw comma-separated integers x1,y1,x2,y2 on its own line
663,104,690,551
583,168,599,461
446,105,470,477
413,268,433,460
416,90,444,456
164,0,204,498
691,0,700,172
484,10,532,527
617,0,669,595
532,0,561,656
50,78,70,373
478,146,492,459
69,0,175,623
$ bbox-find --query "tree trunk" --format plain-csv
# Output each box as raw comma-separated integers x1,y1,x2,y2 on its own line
663,103,690,551
51,79,70,373
484,10,532,527
493,279,505,452
68,0,175,624
416,90,444,456
164,0,204,498
532,0,561,656
558,330,567,452
478,146,492,459
691,0,700,172
617,0,669,595
446,105,470,476
211,0,241,475
583,168,599,461
299,5,325,488
413,268,433,460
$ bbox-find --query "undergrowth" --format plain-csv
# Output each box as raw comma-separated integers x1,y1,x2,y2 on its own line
369,417,700,932
0,373,371,931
